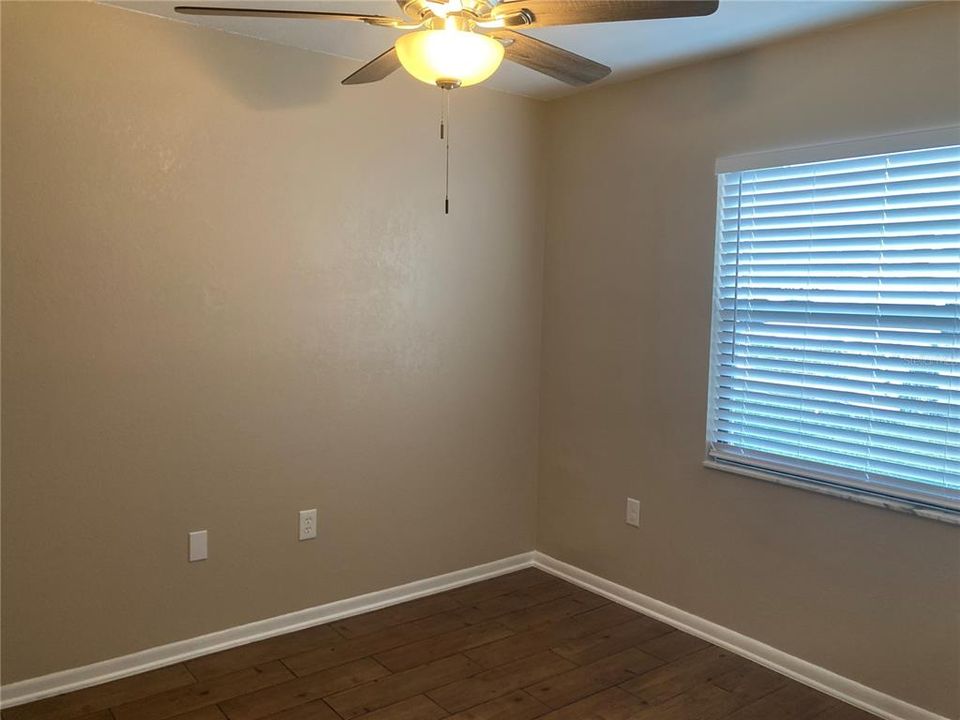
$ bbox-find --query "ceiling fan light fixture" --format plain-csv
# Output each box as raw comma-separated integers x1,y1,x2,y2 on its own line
395,28,504,88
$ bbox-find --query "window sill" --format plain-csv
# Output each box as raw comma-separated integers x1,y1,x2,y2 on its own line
703,459,960,526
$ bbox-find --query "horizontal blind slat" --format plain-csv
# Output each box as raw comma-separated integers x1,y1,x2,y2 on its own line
716,344,957,376
714,398,957,445
715,420,960,468
715,388,955,430
712,434,958,488
722,177,960,210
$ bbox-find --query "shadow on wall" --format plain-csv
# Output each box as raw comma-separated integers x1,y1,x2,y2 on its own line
167,17,344,110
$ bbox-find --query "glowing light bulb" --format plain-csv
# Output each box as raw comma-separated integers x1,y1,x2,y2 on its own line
395,28,504,88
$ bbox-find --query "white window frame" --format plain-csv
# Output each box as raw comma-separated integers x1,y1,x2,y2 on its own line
705,126,960,525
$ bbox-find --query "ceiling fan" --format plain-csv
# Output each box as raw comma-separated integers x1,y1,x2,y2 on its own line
174,1,718,213
174,1,720,90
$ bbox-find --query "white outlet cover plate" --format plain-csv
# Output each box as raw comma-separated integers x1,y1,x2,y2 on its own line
626,498,641,528
299,509,317,541
188,530,207,562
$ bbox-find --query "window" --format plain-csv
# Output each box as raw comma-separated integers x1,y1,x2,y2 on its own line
706,129,960,522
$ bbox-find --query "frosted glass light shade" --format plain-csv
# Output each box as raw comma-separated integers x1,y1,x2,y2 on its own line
396,29,504,87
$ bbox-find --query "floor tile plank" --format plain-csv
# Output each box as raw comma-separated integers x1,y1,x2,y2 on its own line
1,665,196,720
716,682,838,720
814,702,882,720
429,650,575,713
494,597,601,633
330,595,462,640
111,662,292,720
445,570,556,606
350,695,449,720
373,620,514,673
637,630,711,662
170,709,229,720
524,647,664,708
535,686,653,720
628,683,745,720
465,604,638,669
448,580,579,627
283,613,468,677
618,646,742,706
710,657,789,703
219,657,389,720
551,615,674,666
444,690,549,720
186,626,341,682
256,699,340,720
325,654,481,719
562,589,611,611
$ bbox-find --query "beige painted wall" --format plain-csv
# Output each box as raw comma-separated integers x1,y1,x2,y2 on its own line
1,1,544,682
538,4,960,717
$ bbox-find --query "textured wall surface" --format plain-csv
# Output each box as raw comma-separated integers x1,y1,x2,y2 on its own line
1,1,544,682
537,5,960,717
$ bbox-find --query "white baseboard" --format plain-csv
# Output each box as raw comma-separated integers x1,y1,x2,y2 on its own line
3,550,946,720
532,552,948,720
0,552,536,709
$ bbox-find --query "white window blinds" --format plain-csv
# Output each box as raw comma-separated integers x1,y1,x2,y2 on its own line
707,140,960,515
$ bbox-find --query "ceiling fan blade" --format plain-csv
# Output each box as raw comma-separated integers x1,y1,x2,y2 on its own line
494,30,610,86
491,0,719,28
342,47,402,85
174,6,402,27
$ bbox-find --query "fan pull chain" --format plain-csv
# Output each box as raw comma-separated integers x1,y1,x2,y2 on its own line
440,87,451,215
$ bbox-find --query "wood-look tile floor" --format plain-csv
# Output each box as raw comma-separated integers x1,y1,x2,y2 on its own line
3,569,876,720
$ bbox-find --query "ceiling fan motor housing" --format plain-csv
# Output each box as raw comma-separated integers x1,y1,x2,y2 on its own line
399,0,502,23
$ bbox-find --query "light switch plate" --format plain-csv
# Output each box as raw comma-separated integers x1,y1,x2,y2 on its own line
626,498,640,528
189,530,208,562
299,509,317,541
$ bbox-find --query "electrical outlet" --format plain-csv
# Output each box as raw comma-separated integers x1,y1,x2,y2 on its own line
299,509,317,541
189,530,208,561
625,498,640,528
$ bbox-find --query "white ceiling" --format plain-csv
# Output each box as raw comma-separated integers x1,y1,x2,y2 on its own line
104,0,913,99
